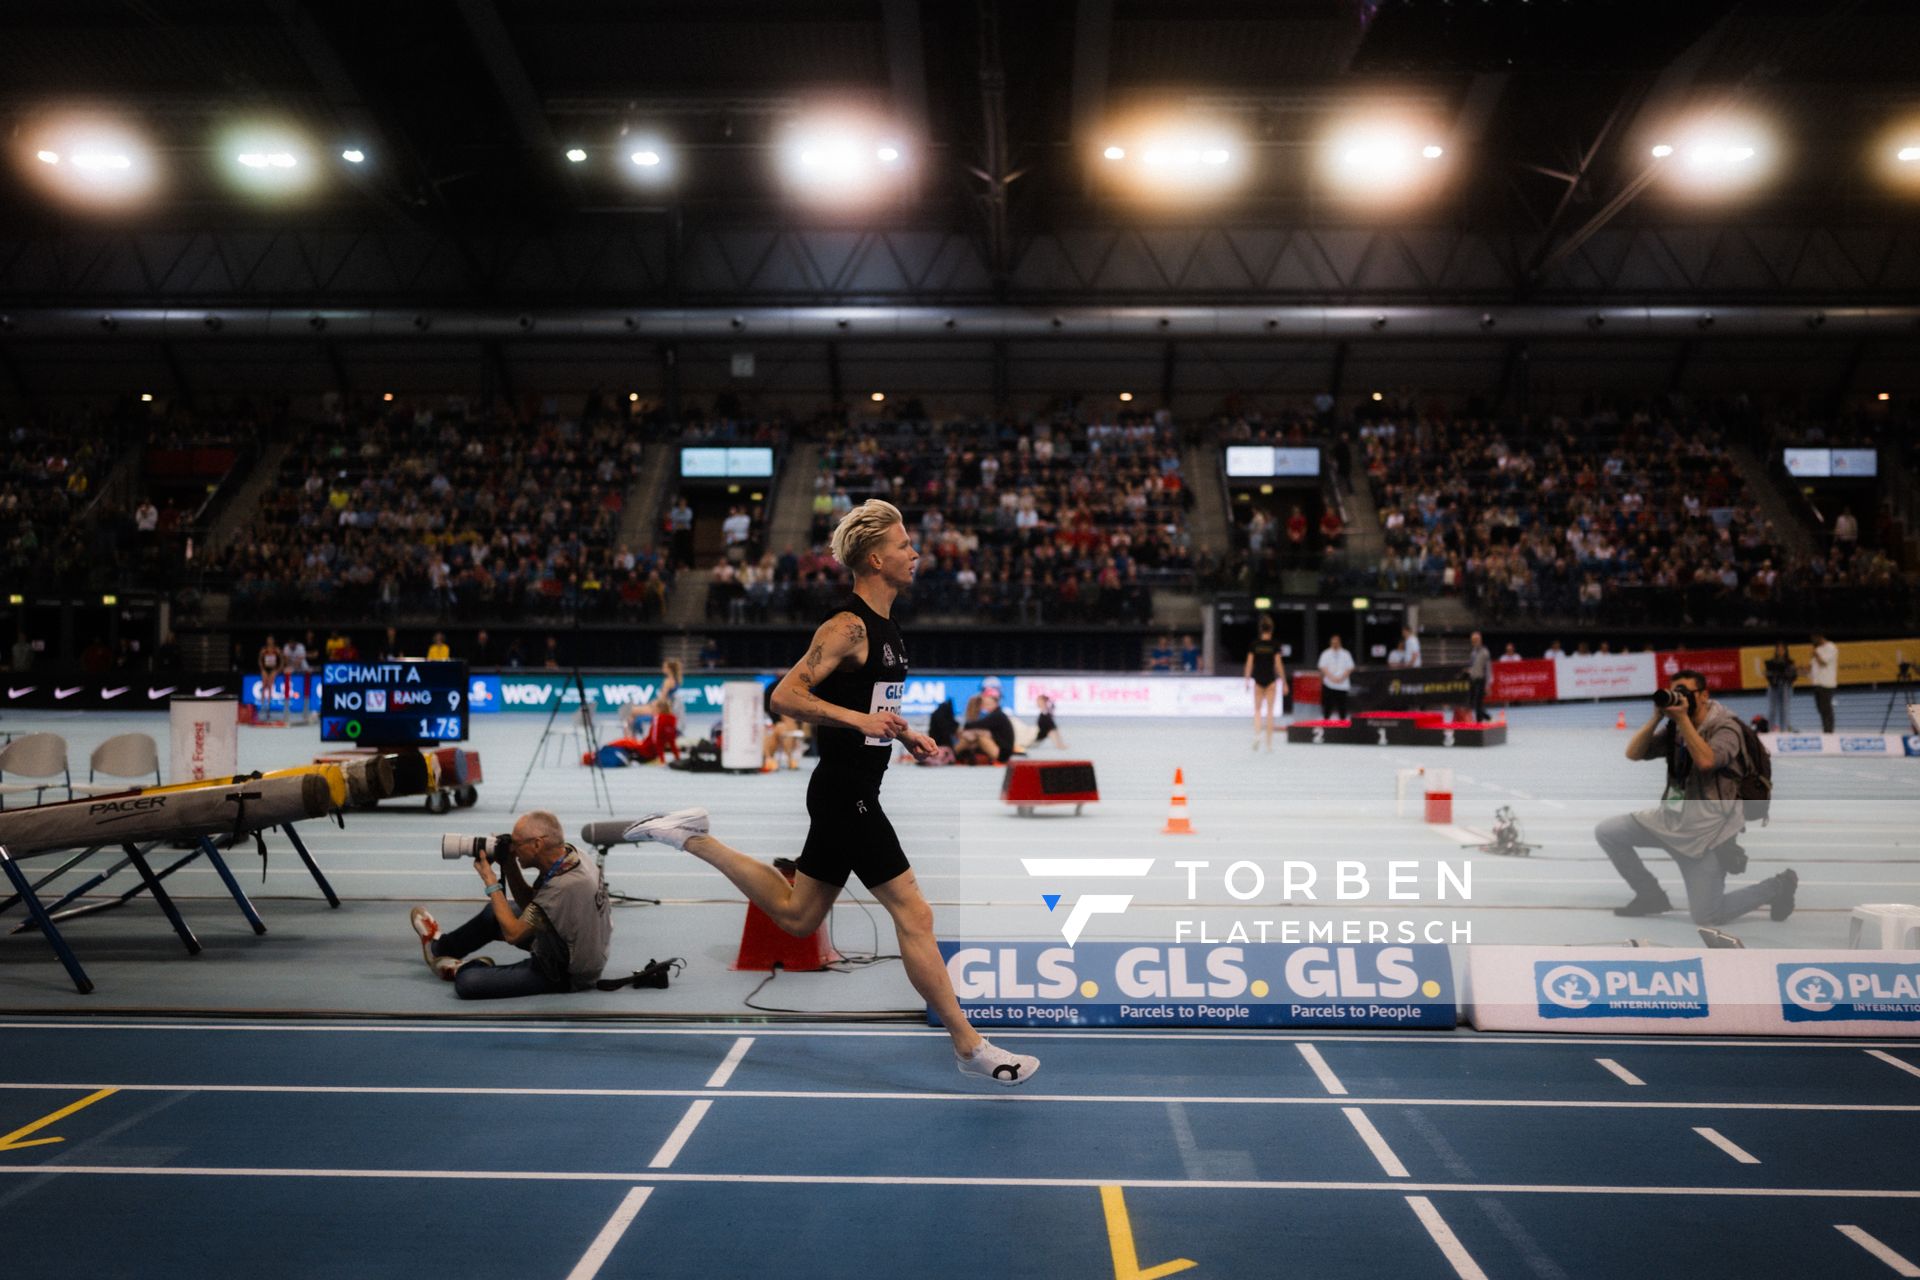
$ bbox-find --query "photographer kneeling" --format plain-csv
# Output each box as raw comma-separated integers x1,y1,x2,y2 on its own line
408,810,613,999
1598,669,1798,928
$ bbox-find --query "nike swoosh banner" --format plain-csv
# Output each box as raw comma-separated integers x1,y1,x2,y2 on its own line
0,674,238,710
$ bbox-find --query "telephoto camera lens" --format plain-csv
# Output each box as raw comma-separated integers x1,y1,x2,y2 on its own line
1651,689,1682,709
441,834,492,860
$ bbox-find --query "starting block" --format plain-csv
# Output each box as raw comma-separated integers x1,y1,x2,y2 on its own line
735,861,839,971
1001,759,1100,816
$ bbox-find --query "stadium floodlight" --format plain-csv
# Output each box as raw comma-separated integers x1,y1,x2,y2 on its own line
777,108,916,208
1644,113,1776,198
1871,118,1920,192
870,392,886,402
220,123,318,197
1095,110,1247,205
1119,392,1134,402
620,134,675,188
17,112,158,209
341,148,366,164
565,147,587,163
1319,116,1450,205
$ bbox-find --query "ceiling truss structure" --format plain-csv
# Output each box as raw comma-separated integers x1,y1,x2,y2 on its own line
2,220,1915,307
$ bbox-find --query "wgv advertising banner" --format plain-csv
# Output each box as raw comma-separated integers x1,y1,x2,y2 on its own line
933,941,1455,1028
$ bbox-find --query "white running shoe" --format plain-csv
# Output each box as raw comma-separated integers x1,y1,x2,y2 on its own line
624,808,712,851
408,906,457,980
956,1039,1040,1087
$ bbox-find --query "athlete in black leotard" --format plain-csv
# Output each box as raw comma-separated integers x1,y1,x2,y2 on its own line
1243,614,1286,752
627,500,1041,1087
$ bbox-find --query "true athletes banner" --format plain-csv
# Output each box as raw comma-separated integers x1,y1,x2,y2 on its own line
932,941,1456,1028
1346,666,1477,712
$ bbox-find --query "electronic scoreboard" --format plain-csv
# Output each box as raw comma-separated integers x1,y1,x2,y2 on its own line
320,661,470,745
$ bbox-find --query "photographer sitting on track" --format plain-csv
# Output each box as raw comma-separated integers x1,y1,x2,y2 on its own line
1597,669,1797,930
408,810,612,1000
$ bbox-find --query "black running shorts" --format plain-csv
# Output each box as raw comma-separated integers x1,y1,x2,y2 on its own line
796,766,911,890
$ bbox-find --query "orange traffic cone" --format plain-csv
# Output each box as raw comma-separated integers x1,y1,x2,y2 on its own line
1496,707,1507,725
1163,767,1194,835
1615,710,1628,729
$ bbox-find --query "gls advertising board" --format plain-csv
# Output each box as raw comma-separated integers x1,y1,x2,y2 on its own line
932,941,1456,1028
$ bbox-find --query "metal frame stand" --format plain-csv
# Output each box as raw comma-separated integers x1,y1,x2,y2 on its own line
0,843,92,993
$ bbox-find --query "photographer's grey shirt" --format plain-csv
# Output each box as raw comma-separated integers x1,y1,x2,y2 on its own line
1466,646,1491,681
520,852,613,988
1631,703,1747,858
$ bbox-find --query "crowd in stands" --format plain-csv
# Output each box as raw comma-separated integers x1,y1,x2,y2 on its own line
1,420,115,585
720,414,1193,625
217,402,674,622
1353,408,1909,627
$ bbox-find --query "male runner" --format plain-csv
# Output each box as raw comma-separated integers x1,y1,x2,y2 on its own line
629,499,1040,1086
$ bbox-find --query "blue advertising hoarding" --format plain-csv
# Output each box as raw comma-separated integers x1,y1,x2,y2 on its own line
933,941,1456,1029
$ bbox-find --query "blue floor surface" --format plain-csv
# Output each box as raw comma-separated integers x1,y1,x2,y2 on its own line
2,1021,1918,1278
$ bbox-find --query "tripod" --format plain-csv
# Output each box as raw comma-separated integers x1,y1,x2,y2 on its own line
512,662,613,815
1476,806,1540,857
1882,662,1917,734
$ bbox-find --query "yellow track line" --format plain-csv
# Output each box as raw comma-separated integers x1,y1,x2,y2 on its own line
0,1087,118,1152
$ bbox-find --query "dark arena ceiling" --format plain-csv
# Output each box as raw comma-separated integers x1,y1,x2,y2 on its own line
1,0,1917,305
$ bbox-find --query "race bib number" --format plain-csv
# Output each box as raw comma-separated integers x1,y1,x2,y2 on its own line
864,681,904,746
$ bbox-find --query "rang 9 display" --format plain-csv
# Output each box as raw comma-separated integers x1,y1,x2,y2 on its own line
320,661,470,745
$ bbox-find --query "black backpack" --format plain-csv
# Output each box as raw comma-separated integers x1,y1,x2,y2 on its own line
1734,719,1773,826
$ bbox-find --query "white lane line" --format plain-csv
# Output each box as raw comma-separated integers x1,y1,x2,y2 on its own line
1341,1107,1410,1178
1433,826,1493,844
2,1163,1919,1199
7,1023,1920,1050
1296,1043,1348,1096
1692,1127,1760,1165
1405,1196,1490,1280
704,1037,754,1089
1837,1225,1920,1277
0,1081,1917,1113
1868,1050,1920,1081
647,1099,712,1169
564,1186,653,1280
1596,1058,1646,1087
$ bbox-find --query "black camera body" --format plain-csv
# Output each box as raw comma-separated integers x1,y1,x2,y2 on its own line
441,833,513,862
1652,686,1699,712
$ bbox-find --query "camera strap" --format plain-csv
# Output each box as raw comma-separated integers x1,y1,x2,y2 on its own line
596,957,684,992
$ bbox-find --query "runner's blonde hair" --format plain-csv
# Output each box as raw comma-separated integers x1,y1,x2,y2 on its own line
830,499,904,574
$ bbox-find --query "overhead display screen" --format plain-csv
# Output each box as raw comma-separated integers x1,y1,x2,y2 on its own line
1225,446,1321,478
320,661,469,745
681,446,774,478
1783,448,1831,478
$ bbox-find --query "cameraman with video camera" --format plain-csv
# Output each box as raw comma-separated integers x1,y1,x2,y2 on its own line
407,810,612,999
1596,669,1798,930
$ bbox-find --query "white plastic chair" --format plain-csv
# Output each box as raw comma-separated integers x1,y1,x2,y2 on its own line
68,733,162,796
0,733,72,808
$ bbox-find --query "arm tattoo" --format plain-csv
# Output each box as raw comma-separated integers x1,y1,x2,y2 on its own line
796,644,826,685
845,622,866,645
